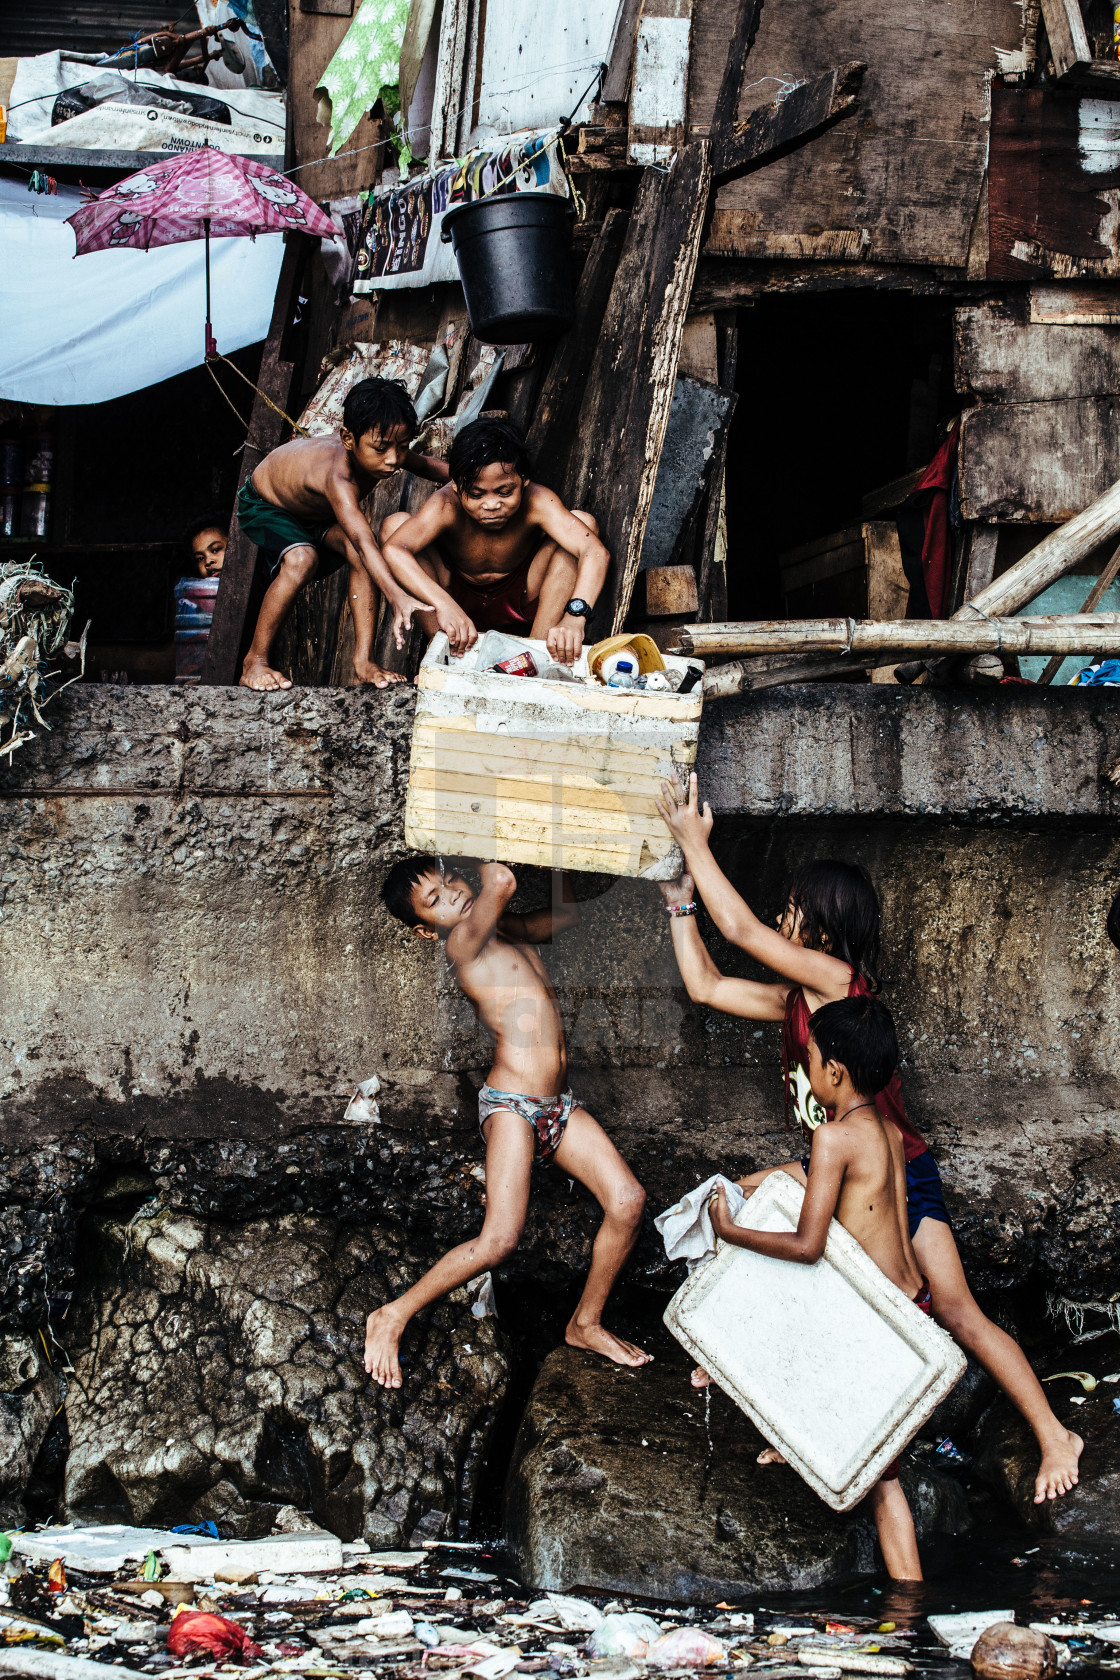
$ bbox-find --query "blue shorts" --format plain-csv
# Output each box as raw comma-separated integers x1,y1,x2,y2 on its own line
799,1147,951,1240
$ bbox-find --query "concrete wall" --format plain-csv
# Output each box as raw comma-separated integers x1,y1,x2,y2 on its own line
3,683,1119,1315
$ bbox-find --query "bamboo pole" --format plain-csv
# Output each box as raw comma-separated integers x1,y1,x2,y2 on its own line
679,614,1120,659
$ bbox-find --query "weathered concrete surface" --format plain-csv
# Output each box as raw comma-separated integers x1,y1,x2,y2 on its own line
2,684,1118,1325
503,1343,969,1601
61,1205,507,1544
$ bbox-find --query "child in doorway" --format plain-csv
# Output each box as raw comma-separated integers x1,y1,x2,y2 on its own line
187,513,228,577
654,770,1084,1506
710,993,930,1581
369,858,649,1386
381,417,610,664
236,378,465,692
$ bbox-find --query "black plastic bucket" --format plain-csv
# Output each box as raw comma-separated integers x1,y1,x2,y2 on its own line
440,191,576,344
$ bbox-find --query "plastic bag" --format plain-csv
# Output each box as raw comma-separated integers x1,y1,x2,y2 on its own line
647,1628,728,1669
586,1613,663,1659
167,1611,263,1663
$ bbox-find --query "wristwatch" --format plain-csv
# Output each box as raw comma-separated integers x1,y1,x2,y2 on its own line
564,597,592,619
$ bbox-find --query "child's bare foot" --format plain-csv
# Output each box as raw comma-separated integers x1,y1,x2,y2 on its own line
1034,1427,1083,1502
565,1318,651,1367
757,1446,788,1465
353,656,406,688
240,655,292,691
691,1365,711,1388
365,1304,407,1387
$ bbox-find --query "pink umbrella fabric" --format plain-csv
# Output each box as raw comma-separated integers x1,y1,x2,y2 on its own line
66,147,337,253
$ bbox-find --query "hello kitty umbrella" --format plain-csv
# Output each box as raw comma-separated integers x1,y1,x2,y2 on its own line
66,146,337,358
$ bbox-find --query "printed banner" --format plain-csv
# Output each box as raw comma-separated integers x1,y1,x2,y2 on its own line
352,131,567,293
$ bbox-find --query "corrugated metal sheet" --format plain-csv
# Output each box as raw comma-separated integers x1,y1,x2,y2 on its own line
0,0,186,61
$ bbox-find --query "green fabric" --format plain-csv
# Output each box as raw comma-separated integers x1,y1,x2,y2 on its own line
317,0,411,158
236,481,339,577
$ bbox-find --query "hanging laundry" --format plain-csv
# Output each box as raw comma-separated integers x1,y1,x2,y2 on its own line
315,0,411,158
896,421,960,619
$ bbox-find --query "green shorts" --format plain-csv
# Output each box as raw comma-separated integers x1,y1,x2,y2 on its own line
236,479,344,578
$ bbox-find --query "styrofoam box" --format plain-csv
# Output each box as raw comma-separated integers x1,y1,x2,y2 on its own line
403,631,704,880
663,1170,966,1511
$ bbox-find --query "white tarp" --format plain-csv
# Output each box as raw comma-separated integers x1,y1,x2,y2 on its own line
8,51,285,153
0,177,284,406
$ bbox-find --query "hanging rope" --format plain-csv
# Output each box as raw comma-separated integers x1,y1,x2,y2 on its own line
205,352,310,441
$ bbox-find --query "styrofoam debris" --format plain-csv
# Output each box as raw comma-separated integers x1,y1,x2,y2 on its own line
1030,1625,1120,1645
797,1652,912,1677
586,1613,663,1660
12,1525,218,1575
365,1552,425,1569
542,1594,604,1632
928,1614,1016,1662
160,1531,343,1582
464,1654,521,1680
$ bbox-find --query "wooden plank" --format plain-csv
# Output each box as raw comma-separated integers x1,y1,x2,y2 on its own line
861,468,925,519
955,304,1120,400
710,63,865,190
987,85,1120,281
413,725,696,779
628,0,693,165
780,541,866,594
1039,0,1091,77
428,0,470,161
527,208,629,495
602,0,644,102
561,142,712,638
289,7,386,200
706,0,765,137
200,237,308,687
696,311,738,621
690,0,1017,269
865,522,909,622
958,398,1120,522
646,565,700,615
961,524,1000,601
1031,284,1120,324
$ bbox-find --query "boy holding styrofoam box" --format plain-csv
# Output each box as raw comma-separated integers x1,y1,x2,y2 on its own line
675,995,944,1581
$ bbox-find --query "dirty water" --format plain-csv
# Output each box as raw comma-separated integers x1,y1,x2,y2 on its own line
4,1531,1120,1680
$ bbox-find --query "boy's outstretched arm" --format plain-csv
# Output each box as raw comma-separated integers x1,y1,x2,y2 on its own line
658,875,787,1020
656,772,851,998
404,450,451,484
500,870,579,944
381,494,479,653
709,1128,846,1263
446,861,518,967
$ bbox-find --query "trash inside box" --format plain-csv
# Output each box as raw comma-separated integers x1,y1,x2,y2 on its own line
663,1170,966,1511
403,632,704,879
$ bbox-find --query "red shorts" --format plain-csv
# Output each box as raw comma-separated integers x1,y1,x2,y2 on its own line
879,1282,932,1482
445,553,535,633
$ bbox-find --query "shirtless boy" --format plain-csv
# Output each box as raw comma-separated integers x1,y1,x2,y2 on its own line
368,857,649,1385
236,378,467,692
381,417,610,663
709,994,930,1581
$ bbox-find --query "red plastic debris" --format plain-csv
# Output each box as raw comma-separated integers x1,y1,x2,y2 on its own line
167,1612,263,1664
47,1559,66,1594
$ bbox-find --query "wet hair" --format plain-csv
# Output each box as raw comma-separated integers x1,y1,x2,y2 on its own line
382,855,441,928
185,511,229,546
787,858,881,992
342,377,418,445
1109,887,1120,952
808,994,899,1100
450,417,532,494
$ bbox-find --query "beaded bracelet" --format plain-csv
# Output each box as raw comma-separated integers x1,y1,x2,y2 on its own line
665,901,697,917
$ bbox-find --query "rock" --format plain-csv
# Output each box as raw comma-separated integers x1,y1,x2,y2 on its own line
62,1209,508,1547
503,1343,967,1602
0,1333,59,1525
971,1625,1057,1680
973,1374,1120,1538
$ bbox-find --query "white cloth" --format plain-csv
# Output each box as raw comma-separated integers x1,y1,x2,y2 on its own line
0,177,284,406
654,1173,747,1270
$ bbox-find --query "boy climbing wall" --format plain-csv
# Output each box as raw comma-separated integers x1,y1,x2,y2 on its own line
235,377,471,691
370,858,649,1386
709,994,931,1581
381,417,610,663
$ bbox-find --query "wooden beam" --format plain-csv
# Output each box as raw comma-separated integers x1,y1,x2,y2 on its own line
707,0,765,140
527,208,629,494
1031,284,1120,325
200,236,308,688
955,305,1120,402
677,613,1120,659
709,62,866,190
562,142,712,638
959,398,1120,523
703,651,885,696
601,0,643,102
1039,0,1091,77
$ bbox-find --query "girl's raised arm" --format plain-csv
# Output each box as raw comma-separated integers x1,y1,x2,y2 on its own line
656,773,853,1006
658,874,788,1021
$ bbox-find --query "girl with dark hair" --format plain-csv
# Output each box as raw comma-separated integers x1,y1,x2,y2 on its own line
654,770,1083,1507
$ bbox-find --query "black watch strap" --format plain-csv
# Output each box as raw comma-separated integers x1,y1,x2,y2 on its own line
564,597,592,619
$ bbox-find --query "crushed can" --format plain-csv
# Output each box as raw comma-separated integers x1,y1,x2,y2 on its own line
489,651,538,677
